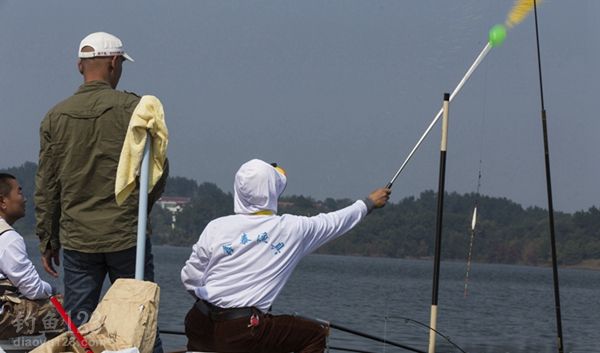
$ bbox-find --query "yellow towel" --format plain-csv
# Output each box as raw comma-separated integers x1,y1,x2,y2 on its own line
115,95,168,206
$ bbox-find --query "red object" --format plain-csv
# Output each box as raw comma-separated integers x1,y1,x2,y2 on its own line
50,296,94,353
248,314,260,328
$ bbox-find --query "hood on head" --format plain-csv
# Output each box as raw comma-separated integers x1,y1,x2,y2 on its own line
234,159,287,214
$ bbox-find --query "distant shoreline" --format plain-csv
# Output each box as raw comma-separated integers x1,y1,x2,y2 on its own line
21,233,600,271
563,259,600,271
404,256,600,272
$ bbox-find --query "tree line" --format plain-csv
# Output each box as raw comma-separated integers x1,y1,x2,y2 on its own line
3,162,599,267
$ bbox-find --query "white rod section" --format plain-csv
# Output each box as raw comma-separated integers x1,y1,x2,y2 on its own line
387,43,491,187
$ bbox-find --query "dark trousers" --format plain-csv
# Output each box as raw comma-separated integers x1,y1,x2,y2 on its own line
185,301,328,353
63,238,163,353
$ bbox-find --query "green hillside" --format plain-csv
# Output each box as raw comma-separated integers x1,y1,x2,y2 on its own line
3,162,599,267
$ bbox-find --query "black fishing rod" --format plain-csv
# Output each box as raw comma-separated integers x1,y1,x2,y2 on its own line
428,93,450,353
161,316,470,353
532,1,564,353
159,330,379,353
327,347,379,353
160,316,469,353
326,320,426,353
159,327,422,353
394,316,466,353
328,316,467,353
159,329,186,336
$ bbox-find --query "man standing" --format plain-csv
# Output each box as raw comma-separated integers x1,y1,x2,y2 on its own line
35,32,166,351
181,159,391,353
0,173,64,339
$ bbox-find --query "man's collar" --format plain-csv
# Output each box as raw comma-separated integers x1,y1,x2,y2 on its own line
76,80,112,94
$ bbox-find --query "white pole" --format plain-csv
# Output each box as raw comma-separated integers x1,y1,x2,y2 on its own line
135,132,151,280
387,43,492,188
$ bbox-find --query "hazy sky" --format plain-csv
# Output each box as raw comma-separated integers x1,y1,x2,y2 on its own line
0,0,598,213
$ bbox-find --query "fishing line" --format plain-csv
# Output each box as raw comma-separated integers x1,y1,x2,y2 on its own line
383,315,389,353
391,316,467,353
385,0,542,189
383,298,389,353
462,169,480,299
299,315,427,353
385,46,491,189
463,54,489,299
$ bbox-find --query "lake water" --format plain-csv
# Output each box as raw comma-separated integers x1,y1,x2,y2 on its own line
27,241,599,353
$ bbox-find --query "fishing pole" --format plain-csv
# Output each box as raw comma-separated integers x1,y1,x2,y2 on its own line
297,316,426,353
386,0,544,189
159,319,466,353
328,346,379,353
532,1,564,352
159,328,414,353
160,315,466,353
393,316,467,353
328,321,426,353
158,330,380,353
158,329,186,336
428,93,450,353
385,44,491,189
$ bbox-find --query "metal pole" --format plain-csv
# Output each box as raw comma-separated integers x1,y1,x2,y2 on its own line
532,1,564,352
428,93,450,353
135,133,151,280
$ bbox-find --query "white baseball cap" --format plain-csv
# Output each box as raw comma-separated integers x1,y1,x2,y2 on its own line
78,32,134,62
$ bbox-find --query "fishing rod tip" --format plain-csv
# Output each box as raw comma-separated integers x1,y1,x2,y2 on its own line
488,24,507,47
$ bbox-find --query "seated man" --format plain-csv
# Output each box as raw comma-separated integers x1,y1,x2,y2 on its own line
181,159,391,353
0,173,64,339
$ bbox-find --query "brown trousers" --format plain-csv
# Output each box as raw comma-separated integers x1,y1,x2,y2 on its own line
185,302,328,353
0,295,65,340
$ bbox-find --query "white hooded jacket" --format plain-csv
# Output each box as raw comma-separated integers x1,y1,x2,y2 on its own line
181,159,368,312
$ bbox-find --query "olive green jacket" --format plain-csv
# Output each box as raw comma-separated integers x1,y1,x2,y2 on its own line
35,81,167,254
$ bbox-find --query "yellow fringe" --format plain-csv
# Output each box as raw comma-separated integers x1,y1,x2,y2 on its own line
505,0,542,28
253,210,274,216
